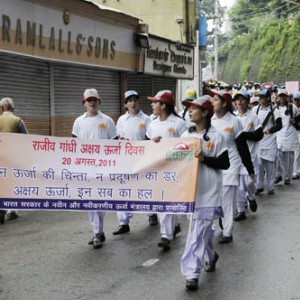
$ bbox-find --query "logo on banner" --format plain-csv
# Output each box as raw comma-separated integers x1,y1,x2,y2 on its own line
166,143,193,161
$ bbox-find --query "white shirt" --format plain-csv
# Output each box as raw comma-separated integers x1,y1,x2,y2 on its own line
116,110,151,141
146,114,187,139
276,104,299,151
236,110,261,171
211,111,243,179
181,126,227,208
252,104,280,151
72,111,116,139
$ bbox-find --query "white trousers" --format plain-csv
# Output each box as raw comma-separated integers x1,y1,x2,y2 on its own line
256,158,276,191
181,219,214,279
159,213,177,240
237,174,256,213
116,212,133,225
277,150,294,180
222,185,237,237
293,149,300,176
89,211,105,234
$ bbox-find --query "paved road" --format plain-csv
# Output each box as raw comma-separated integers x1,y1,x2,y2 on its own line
1,180,300,300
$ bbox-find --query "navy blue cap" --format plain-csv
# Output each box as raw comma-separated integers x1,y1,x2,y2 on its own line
234,91,251,101
293,92,300,100
258,89,271,98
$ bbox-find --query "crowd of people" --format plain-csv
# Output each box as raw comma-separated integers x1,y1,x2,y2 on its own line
1,81,300,291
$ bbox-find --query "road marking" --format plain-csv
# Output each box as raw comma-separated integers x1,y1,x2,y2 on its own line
142,258,160,267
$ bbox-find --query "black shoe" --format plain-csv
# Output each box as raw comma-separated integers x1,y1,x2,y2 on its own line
88,232,105,245
255,188,264,195
173,224,181,239
248,197,257,213
234,212,247,222
267,189,275,195
148,214,158,226
113,224,130,235
205,252,219,272
0,210,6,224
218,217,223,230
292,175,300,180
6,212,19,221
219,234,233,244
157,237,171,250
91,234,103,249
186,278,198,290
274,176,283,184
284,179,291,185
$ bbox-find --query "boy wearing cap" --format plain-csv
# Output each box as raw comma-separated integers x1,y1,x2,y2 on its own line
234,92,263,221
0,97,28,223
146,90,188,250
112,90,152,234
292,93,300,179
180,95,229,290
72,88,116,249
275,89,299,185
252,89,282,195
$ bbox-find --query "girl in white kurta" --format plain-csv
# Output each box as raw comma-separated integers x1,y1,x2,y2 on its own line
180,96,229,290
252,89,282,195
234,92,263,221
146,90,188,250
112,90,152,235
210,90,254,244
275,90,299,185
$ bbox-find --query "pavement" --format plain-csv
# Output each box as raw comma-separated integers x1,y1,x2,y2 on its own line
1,180,300,300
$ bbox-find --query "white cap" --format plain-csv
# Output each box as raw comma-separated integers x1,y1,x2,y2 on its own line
124,90,139,100
83,88,100,101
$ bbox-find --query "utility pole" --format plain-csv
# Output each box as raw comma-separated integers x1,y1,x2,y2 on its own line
214,0,219,80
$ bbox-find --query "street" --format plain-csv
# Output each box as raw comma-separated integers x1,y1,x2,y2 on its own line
1,180,300,300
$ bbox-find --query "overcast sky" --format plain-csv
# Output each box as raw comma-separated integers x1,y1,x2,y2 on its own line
219,0,236,9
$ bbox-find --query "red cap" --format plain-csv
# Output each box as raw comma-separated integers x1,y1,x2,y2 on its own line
147,90,174,106
208,89,232,107
182,95,214,118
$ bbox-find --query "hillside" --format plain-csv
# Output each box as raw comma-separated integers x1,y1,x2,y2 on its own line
219,12,300,84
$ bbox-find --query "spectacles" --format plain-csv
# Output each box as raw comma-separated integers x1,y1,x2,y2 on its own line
86,98,99,103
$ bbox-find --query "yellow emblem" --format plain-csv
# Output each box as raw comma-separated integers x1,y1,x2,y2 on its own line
139,123,145,129
205,141,214,151
224,127,233,133
167,127,175,135
99,123,107,129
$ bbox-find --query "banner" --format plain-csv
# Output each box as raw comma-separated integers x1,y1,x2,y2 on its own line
0,133,199,214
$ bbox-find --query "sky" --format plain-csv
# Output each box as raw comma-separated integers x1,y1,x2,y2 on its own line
219,0,236,9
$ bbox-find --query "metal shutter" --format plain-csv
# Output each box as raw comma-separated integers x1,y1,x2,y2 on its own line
53,63,120,136
126,74,177,116
126,73,153,116
0,53,50,135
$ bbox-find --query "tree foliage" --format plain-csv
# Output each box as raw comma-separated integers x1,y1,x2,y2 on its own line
228,0,298,36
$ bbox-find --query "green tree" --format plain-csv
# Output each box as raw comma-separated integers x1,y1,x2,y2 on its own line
228,0,298,36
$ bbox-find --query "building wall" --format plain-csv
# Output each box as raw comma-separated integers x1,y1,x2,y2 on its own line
95,0,196,44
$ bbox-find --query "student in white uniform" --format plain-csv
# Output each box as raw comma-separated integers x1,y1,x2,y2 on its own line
234,92,263,221
179,88,197,127
252,89,282,195
72,88,116,249
210,89,254,243
292,93,300,179
112,90,152,234
180,96,229,290
146,90,188,250
275,89,299,185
